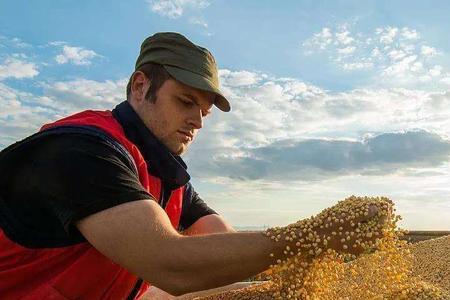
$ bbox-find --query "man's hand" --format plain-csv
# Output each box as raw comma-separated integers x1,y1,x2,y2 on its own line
266,196,393,260
314,204,384,255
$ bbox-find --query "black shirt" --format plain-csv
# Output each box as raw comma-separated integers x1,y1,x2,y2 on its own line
0,101,216,248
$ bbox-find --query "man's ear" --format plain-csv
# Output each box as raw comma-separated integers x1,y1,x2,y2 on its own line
131,71,151,103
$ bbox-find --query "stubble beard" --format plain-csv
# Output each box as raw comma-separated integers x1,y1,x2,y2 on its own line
159,128,190,156
145,112,191,156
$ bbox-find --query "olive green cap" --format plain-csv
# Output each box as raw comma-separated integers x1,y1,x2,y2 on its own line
135,32,230,112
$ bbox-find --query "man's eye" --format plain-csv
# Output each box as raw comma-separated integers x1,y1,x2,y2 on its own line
180,99,193,106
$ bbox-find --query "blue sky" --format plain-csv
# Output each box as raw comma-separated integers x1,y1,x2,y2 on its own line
1,0,450,229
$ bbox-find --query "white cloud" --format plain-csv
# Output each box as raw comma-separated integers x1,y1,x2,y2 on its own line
42,78,127,111
306,27,333,50
150,0,182,18
377,26,399,44
0,58,39,80
55,45,99,66
388,49,407,61
342,62,374,70
441,75,450,85
48,41,66,47
337,46,356,55
382,55,417,76
219,70,262,87
0,83,60,147
410,61,424,73
303,24,448,87
371,47,381,58
0,36,32,49
0,77,126,147
148,0,209,19
421,45,438,57
400,43,416,54
10,37,30,48
429,65,442,77
400,27,419,40
335,30,354,45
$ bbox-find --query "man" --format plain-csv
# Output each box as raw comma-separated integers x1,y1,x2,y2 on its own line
0,32,381,299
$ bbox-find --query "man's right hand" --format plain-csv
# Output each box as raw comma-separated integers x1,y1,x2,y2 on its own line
314,204,385,255
270,196,393,259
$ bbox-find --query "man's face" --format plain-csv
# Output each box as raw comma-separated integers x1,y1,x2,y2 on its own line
131,74,214,155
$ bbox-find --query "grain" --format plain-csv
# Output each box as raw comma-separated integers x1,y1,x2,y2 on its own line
409,235,450,292
198,196,450,300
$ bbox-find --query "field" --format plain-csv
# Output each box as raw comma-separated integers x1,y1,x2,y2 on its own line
403,231,450,243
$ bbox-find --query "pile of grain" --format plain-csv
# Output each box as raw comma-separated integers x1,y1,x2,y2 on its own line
199,196,450,300
409,235,450,292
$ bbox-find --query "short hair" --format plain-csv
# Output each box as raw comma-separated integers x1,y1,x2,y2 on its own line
126,63,171,102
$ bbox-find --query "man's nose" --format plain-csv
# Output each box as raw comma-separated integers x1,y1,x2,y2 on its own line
188,109,203,129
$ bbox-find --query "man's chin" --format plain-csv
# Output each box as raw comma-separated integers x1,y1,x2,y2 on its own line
170,143,188,156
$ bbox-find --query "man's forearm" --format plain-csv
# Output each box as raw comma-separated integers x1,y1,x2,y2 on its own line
159,231,283,296
77,200,277,296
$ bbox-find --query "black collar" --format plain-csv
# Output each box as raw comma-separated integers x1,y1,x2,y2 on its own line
111,101,190,188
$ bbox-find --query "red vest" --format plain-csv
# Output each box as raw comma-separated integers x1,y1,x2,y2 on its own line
0,110,185,299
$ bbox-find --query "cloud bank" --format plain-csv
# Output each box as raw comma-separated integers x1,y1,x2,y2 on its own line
188,130,450,181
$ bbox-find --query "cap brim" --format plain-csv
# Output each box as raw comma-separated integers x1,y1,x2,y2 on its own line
163,65,231,112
